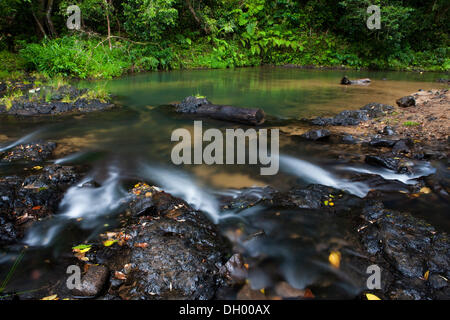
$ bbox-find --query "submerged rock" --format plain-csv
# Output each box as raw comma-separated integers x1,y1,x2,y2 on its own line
368,138,397,148
220,253,248,285
340,76,371,85
342,134,358,144
301,129,331,141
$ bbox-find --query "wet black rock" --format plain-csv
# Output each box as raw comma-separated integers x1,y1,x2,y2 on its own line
0,215,17,245
368,138,397,148
220,184,361,212
0,165,80,242
176,96,211,113
73,265,109,297
382,126,395,136
311,110,369,126
310,103,393,126
0,84,114,116
220,253,248,285
92,183,229,300
360,103,394,118
396,96,416,108
1,141,56,162
12,166,79,219
0,176,21,213
300,129,330,141
392,139,412,154
358,201,450,298
218,186,276,211
4,99,114,116
364,155,410,173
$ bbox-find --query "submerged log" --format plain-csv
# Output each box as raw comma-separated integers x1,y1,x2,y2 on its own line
175,96,265,125
340,76,371,85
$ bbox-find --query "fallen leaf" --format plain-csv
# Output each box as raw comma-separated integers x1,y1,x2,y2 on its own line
103,239,118,247
114,271,127,280
424,270,430,280
304,288,314,298
32,206,42,211
328,251,341,269
72,244,92,252
420,187,431,194
41,294,58,300
365,293,381,300
32,166,43,170
134,242,148,248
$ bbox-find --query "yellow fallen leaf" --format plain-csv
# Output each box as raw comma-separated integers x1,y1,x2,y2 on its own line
79,247,91,253
420,187,431,194
365,293,381,300
328,251,341,269
424,270,430,280
41,294,58,300
259,288,265,294
103,239,117,247
32,166,43,170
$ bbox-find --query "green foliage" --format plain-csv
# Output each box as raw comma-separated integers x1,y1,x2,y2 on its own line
0,89,22,110
0,0,447,77
403,121,421,127
122,0,178,41
19,36,176,78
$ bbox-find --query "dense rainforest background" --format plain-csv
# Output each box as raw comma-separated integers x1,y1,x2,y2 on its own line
0,0,448,79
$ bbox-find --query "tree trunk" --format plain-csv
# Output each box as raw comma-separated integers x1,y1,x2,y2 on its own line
46,0,57,38
104,0,112,50
32,11,47,38
177,104,265,125
186,0,209,34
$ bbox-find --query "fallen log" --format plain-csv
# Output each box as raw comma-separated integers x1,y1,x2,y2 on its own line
340,76,371,85
175,96,265,125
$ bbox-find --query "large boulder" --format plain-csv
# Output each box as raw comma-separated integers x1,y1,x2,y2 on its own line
90,183,229,300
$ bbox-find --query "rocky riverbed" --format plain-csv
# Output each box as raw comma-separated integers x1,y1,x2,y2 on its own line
0,87,448,300
0,78,114,116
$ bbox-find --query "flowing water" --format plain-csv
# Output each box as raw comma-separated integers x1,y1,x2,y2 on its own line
0,67,448,298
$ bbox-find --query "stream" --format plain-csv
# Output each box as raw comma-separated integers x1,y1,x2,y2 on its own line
0,67,448,298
